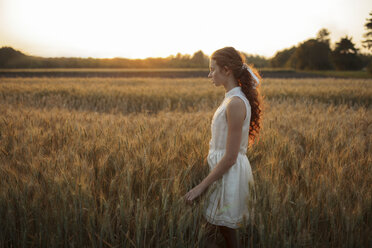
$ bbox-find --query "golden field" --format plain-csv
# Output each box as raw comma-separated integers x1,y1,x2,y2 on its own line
0,77,371,247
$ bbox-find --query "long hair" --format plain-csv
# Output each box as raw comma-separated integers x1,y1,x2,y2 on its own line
211,47,263,146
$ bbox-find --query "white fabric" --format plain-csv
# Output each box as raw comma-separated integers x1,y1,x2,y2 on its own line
203,86,254,229
242,63,260,88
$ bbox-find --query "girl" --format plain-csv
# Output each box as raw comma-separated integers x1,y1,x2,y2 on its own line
184,47,263,248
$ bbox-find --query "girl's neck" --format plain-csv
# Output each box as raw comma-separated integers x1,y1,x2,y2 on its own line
223,78,239,93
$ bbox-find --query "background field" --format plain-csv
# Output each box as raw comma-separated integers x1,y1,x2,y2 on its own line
1,68,371,78
0,77,371,247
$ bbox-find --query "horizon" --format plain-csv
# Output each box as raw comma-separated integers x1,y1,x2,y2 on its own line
1,45,270,60
1,0,371,59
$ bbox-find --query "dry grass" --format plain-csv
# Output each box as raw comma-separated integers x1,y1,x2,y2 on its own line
0,77,371,247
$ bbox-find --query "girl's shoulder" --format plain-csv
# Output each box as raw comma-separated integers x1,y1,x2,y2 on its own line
226,93,250,107
226,96,247,116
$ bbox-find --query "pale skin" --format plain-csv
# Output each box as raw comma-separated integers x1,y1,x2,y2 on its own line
184,59,246,248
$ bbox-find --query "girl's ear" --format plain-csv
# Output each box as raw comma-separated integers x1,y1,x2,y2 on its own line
223,66,231,76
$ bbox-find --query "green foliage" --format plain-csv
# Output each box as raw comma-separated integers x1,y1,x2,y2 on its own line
333,36,358,54
331,36,363,70
316,28,331,45
270,46,296,68
288,39,333,70
242,53,270,68
367,60,372,74
362,11,372,52
191,50,209,68
0,47,26,64
270,28,368,71
0,47,212,69
0,46,272,70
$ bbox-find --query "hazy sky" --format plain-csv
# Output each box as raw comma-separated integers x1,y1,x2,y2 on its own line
0,0,371,59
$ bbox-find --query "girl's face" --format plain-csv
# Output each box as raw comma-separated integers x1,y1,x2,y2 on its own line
208,59,227,87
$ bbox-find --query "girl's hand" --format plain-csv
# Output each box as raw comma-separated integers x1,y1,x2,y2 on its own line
184,184,206,205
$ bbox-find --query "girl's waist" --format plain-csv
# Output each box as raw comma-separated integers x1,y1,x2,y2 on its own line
208,148,247,155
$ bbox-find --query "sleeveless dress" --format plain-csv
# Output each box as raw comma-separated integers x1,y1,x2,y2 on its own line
203,86,254,229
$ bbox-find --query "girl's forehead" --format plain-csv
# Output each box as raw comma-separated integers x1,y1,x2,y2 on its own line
209,59,217,67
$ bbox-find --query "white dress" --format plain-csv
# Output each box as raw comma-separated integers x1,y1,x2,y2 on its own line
203,86,254,229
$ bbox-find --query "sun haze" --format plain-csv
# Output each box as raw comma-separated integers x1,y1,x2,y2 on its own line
0,0,371,58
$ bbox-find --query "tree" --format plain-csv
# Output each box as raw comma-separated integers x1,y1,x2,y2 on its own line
191,50,208,68
242,53,269,68
331,36,363,70
334,36,358,54
317,28,331,45
362,11,372,52
362,11,372,74
288,39,333,70
270,46,296,68
0,47,27,67
285,28,333,70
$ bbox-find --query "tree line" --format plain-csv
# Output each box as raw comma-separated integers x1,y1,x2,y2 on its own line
271,11,372,73
1,12,371,71
0,47,269,69
270,29,371,71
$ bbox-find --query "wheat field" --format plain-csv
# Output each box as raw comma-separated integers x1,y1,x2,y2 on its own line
0,77,371,247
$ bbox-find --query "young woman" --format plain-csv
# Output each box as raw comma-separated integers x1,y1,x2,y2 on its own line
184,47,263,248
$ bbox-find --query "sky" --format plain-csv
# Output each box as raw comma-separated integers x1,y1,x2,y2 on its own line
0,0,371,59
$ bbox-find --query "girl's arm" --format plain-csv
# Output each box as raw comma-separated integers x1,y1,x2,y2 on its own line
184,96,246,202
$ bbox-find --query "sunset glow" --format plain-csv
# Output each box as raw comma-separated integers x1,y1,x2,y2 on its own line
1,0,371,58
